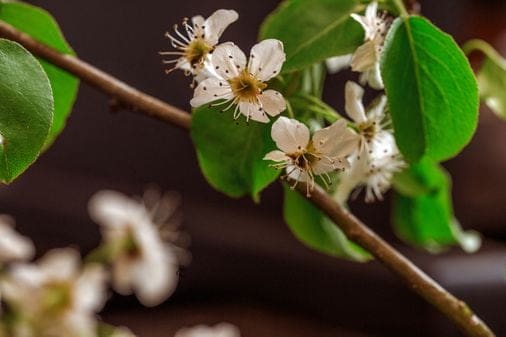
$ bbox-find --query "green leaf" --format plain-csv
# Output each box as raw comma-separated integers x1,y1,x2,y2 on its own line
190,105,280,201
283,185,371,261
259,0,364,73
381,16,479,163
392,159,481,253
462,40,506,120
0,1,79,147
0,38,53,182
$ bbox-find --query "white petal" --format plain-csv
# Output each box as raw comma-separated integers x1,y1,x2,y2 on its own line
75,264,108,313
351,40,378,72
345,81,367,123
39,248,80,280
325,54,352,74
365,2,378,21
248,39,286,82
312,157,349,175
175,323,241,337
365,62,384,90
190,77,233,107
264,150,289,162
238,101,269,123
88,190,143,228
211,42,247,79
313,119,360,157
258,90,286,117
271,117,310,154
286,165,309,183
367,94,387,120
0,220,34,263
204,9,239,46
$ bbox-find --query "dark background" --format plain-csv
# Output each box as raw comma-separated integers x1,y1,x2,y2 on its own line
2,0,506,336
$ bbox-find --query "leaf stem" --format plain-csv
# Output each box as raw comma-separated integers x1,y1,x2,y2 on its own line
0,19,494,337
462,39,506,68
393,0,409,18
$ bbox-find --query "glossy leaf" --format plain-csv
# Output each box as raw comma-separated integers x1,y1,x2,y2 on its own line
381,16,479,163
260,0,364,73
0,39,53,182
284,186,371,261
190,105,280,201
392,159,481,253
0,1,79,147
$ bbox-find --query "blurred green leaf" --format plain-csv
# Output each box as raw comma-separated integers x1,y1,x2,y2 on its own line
0,1,79,147
463,39,506,120
260,0,364,73
190,105,280,201
284,185,371,261
392,159,481,253
0,39,53,183
381,16,478,163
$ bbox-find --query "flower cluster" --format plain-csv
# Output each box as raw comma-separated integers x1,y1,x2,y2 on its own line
0,189,184,337
166,3,403,202
164,10,286,123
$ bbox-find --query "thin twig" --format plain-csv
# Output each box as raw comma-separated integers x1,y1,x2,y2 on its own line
0,19,494,337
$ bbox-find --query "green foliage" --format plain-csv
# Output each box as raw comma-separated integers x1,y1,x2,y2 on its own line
392,159,480,253
381,16,479,163
259,0,364,73
0,1,79,147
0,39,53,183
190,105,280,201
283,185,371,261
463,39,506,120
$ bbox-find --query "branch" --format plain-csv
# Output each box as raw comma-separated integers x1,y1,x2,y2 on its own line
0,20,494,337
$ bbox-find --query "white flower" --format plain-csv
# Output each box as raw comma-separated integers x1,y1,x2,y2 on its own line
160,9,238,77
336,81,405,203
88,190,181,307
0,215,34,264
190,39,286,123
350,2,390,89
175,323,241,337
325,54,352,74
2,249,107,337
264,117,359,195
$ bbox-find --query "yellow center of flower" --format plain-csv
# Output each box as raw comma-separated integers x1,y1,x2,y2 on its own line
229,69,267,102
358,121,377,141
185,38,213,68
43,281,73,314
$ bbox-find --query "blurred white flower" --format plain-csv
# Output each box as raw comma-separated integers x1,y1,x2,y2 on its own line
191,39,286,123
161,9,238,77
264,116,359,195
175,323,241,337
2,248,107,337
350,2,390,89
0,215,34,264
88,189,182,307
325,54,353,74
336,81,405,203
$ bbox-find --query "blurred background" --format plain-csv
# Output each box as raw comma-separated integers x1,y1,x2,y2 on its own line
2,0,506,336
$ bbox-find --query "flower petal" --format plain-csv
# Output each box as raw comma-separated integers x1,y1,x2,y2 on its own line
351,40,378,72
248,39,286,82
325,54,352,74
313,119,360,157
204,9,239,46
367,94,387,120
264,150,289,162
258,90,286,117
190,77,233,107
345,81,367,124
211,42,247,79
271,117,310,154
238,101,269,123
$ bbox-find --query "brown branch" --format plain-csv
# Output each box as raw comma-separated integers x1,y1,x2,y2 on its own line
0,20,494,337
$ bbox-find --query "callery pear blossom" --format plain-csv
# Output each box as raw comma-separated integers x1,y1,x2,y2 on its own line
264,117,359,195
190,39,286,123
88,189,182,307
350,2,391,89
175,323,241,337
0,215,34,264
2,249,107,337
161,9,238,77
336,81,405,203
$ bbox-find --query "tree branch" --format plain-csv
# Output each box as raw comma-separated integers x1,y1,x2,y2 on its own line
0,20,494,337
